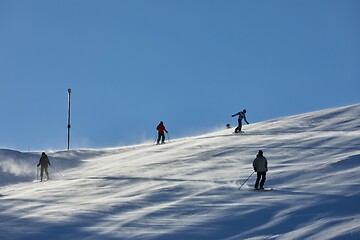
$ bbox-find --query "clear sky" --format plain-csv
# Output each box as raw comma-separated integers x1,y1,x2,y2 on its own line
0,0,359,151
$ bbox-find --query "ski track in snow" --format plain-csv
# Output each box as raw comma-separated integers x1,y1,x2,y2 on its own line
1,104,360,240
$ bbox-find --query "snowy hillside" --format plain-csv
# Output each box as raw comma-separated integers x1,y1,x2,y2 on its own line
1,104,360,240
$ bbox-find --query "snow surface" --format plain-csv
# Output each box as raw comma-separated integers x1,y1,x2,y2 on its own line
1,104,360,240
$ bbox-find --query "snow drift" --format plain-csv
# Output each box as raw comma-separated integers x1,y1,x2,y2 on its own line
0,104,359,240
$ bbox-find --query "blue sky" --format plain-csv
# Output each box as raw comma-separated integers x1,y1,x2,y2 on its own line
0,0,359,151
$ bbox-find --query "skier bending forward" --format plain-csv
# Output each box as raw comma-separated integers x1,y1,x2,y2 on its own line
231,109,249,133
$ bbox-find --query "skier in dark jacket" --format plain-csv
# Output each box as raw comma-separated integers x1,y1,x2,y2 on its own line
253,150,268,190
37,152,51,182
231,109,249,133
156,121,168,144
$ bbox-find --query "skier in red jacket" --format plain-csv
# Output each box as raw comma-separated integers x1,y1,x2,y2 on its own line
156,121,168,144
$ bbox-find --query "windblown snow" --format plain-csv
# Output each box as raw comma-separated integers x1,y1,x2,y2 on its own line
1,104,359,240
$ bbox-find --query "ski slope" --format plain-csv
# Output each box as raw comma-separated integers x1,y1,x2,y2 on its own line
1,104,360,240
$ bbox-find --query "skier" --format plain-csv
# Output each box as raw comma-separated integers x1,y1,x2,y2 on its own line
231,109,249,133
253,150,268,190
156,121,168,144
37,152,51,182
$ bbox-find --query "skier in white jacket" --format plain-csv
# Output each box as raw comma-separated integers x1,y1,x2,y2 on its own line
37,152,51,182
253,150,268,190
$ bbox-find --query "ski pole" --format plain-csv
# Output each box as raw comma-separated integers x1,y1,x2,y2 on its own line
50,165,65,177
153,135,158,145
166,132,171,143
36,166,39,181
238,171,255,190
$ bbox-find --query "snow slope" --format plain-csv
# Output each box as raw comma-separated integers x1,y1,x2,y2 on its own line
1,104,360,240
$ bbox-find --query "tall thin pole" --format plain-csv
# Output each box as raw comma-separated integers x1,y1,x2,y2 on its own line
67,88,71,150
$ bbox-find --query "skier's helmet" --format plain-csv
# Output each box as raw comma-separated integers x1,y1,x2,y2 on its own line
243,109,247,113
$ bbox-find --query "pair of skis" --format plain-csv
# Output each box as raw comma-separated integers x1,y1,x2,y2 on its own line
254,188,273,191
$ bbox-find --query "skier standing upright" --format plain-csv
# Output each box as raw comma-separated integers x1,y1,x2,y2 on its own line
253,150,268,190
37,152,51,182
156,121,168,144
231,109,249,133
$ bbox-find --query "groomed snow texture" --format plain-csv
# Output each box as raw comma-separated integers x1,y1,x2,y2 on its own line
1,104,360,240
